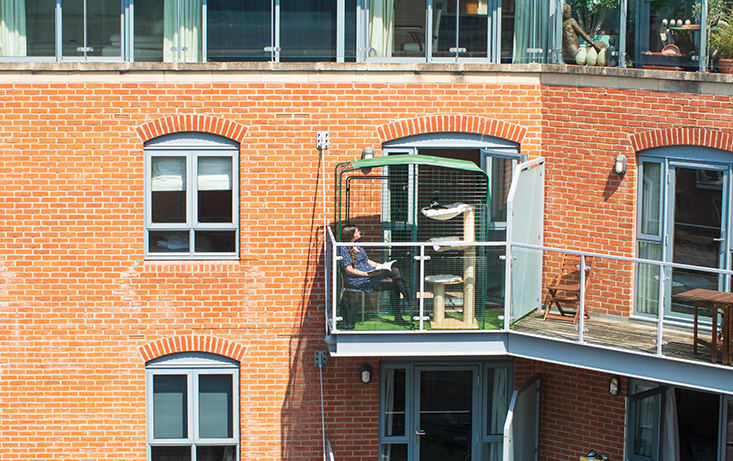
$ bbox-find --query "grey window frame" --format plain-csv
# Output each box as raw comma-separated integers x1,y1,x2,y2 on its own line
378,360,513,460
0,0,128,63
362,0,500,63
146,352,240,461
634,147,733,320
144,132,240,260
628,378,730,461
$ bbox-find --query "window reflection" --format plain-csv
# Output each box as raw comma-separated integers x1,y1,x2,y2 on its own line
383,368,406,437
0,0,56,58
1,0,719,68
207,0,270,62
281,0,338,62
134,0,165,61
560,0,619,67
61,0,121,59
628,0,700,70
434,0,489,59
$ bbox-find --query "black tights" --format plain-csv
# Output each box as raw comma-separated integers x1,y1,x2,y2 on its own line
384,268,410,312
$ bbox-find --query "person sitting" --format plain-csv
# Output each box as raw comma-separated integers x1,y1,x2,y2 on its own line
339,225,411,326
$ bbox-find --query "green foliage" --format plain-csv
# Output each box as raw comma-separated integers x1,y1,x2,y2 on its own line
710,7,733,59
693,0,727,31
570,0,619,35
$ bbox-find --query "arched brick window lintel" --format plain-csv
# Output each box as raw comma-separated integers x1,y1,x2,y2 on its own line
139,335,247,363
630,128,733,153
136,115,248,143
377,116,527,144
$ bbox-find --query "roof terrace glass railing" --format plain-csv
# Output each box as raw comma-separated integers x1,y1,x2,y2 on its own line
0,0,719,70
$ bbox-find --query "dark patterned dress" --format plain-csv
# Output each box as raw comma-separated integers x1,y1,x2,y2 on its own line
339,244,388,292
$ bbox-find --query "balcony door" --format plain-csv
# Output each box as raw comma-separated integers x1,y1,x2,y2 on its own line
415,366,478,461
380,362,510,461
382,134,524,308
636,147,732,322
667,164,726,317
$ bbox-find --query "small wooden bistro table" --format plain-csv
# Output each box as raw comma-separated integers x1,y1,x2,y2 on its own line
674,288,733,365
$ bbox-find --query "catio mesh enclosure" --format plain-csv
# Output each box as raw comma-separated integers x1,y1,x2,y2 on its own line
334,154,490,330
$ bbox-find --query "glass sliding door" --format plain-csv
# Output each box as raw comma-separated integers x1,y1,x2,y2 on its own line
163,0,202,63
0,0,56,58
636,151,731,323
380,363,510,461
367,0,498,61
206,0,270,62
416,367,477,461
280,0,338,61
509,0,550,63
668,165,726,317
368,0,421,59
134,0,164,61
432,0,490,60
61,0,122,60
628,0,702,71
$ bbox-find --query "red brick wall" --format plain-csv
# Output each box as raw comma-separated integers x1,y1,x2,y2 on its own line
542,86,733,317
515,359,628,461
0,76,731,460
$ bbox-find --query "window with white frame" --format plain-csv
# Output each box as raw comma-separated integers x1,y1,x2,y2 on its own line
144,133,239,259
146,352,239,461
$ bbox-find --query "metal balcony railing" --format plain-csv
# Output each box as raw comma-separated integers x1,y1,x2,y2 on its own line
325,226,733,366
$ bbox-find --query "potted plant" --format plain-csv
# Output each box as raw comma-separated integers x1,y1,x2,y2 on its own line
570,0,618,36
702,0,733,73
710,10,733,72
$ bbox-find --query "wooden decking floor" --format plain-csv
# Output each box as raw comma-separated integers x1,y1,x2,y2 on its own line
513,311,726,365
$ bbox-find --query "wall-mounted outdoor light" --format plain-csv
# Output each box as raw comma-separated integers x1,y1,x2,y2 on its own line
614,154,627,175
608,376,621,396
360,363,372,384
361,147,375,160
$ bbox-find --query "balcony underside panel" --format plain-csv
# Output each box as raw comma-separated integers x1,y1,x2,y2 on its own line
328,330,733,394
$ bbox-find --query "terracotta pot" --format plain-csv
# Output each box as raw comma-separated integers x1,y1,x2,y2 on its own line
719,58,733,74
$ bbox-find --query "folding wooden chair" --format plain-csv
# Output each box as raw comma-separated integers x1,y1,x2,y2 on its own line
543,255,594,324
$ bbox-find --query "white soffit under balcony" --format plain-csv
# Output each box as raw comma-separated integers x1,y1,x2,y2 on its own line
328,331,733,395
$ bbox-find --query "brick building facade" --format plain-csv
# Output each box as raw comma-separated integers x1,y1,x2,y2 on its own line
1,64,732,461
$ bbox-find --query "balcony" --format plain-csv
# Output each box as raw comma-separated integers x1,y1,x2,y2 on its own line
324,155,733,395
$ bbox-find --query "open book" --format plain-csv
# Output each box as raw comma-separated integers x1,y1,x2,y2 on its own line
372,260,396,272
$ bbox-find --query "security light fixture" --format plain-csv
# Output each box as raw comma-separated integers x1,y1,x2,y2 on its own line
360,363,372,384
614,154,627,175
361,147,375,160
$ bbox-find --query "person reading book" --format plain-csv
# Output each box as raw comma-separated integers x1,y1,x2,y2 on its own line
339,225,412,326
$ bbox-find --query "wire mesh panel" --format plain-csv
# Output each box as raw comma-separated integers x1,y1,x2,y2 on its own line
335,155,490,330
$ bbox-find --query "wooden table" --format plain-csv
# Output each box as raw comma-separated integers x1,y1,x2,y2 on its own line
674,288,733,365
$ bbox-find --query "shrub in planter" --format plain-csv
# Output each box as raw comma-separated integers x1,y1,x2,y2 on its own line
710,9,733,72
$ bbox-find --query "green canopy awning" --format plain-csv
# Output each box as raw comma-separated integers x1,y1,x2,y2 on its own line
345,154,487,176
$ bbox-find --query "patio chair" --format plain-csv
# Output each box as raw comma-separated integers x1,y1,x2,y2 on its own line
338,274,387,328
543,255,594,324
